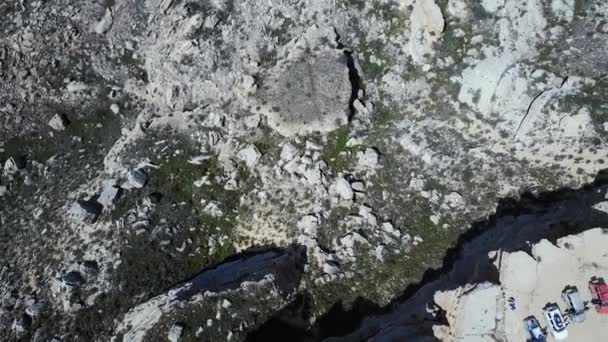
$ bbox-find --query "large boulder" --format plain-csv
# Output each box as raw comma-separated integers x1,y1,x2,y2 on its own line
69,199,103,224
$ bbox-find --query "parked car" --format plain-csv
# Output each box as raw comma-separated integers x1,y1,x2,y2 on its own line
589,277,608,314
523,316,546,342
543,303,568,340
561,286,587,322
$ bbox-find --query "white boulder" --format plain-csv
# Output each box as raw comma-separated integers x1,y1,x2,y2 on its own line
168,323,184,342
127,169,148,189
48,114,69,131
334,177,354,200
237,145,261,168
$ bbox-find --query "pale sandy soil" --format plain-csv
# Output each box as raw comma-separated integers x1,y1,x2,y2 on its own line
434,228,608,341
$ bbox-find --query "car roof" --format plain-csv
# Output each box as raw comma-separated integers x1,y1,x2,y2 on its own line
565,291,585,309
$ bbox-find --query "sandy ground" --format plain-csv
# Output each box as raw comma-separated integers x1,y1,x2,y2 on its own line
434,228,608,341
501,228,608,341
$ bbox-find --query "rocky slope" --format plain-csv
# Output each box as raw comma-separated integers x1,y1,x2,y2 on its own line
0,0,607,341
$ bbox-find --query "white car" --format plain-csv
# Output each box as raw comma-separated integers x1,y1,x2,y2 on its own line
544,304,568,340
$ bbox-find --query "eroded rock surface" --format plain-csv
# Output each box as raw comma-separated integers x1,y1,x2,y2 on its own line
1,0,608,341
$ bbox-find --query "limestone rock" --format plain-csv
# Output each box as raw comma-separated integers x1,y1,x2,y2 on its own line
97,180,121,208
94,8,113,34
237,145,261,168
127,169,148,189
69,199,102,224
168,323,184,342
356,148,379,170
280,143,298,162
334,177,354,200
48,114,69,131
409,0,445,64
63,271,86,287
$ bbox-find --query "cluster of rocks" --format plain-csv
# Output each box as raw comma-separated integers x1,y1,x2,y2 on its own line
297,201,424,286
68,168,147,225
0,156,45,196
0,265,49,338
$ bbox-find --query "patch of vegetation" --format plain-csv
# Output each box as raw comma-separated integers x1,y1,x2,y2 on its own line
309,211,460,319
371,100,399,128
358,38,391,79
433,21,474,71
66,132,259,340
322,126,366,171
528,167,565,190
366,96,403,144
308,144,463,318
368,0,407,38
0,107,121,164
116,150,254,296
574,0,593,17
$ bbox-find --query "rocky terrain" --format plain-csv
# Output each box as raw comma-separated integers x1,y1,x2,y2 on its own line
1,0,607,341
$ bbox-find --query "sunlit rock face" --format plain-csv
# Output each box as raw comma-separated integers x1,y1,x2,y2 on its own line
257,49,352,136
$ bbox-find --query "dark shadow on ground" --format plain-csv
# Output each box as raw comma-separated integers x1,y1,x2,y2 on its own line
171,243,307,300
246,169,608,341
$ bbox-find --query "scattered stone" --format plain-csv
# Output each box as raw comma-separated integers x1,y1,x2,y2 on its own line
373,245,386,261
69,199,103,224
244,114,261,129
25,302,47,317
280,143,298,162
351,181,365,192
221,298,232,309
23,175,34,186
48,114,70,131
237,145,261,168
194,175,210,187
160,0,174,13
0,185,7,197
593,201,608,214
356,148,379,169
94,8,113,34
322,260,341,276
335,177,354,200
305,141,323,151
430,214,440,225
80,260,99,276
188,154,211,165
297,215,319,237
1,291,16,308
12,314,32,334
381,222,401,238
168,322,185,342
110,104,120,114
127,169,148,189
2,157,19,177
443,192,465,209
63,271,86,287
97,180,121,208
203,201,224,218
